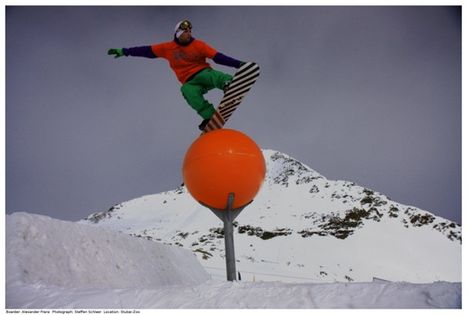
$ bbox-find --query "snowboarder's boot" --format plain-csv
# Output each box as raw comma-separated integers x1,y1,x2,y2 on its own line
198,118,211,131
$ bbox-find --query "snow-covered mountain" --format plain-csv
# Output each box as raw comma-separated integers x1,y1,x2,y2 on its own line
82,149,461,284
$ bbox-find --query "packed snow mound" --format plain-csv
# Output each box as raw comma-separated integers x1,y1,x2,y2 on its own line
6,212,210,289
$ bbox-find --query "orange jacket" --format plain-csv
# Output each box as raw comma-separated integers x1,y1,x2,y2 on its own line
151,39,218,84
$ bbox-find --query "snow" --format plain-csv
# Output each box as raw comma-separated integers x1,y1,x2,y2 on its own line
6,212,461,309
81,149,461,284
6,212,209,292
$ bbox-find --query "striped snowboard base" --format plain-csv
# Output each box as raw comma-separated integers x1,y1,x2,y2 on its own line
202,62,260,133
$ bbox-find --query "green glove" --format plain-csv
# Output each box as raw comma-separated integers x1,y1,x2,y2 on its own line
107,48,125,58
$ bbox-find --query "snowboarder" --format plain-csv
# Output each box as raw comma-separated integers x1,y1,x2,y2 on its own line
107,19,245,130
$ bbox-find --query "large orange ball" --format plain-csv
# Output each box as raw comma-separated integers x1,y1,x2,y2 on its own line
183,129,266,210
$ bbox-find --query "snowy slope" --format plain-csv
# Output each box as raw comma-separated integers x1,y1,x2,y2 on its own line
6,212,209,290
5,212,461,309
83,149,461,284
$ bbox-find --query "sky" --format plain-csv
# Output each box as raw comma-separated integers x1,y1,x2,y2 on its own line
5,6,461,223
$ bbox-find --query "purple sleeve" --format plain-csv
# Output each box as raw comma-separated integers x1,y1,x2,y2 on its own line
213,52,243,68
123,46,157,58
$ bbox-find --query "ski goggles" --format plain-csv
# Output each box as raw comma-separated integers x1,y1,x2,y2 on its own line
178,20,192,31
175,20,192,38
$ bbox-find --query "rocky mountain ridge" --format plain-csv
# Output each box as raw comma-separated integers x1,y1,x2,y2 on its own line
83,149,461,283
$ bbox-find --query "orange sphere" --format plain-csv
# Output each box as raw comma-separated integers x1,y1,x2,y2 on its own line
183,129,266,210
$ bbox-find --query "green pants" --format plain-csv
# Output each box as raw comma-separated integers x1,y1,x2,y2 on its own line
181,68,233,119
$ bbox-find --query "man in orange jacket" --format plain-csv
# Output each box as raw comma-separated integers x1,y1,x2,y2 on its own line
108,20,245,130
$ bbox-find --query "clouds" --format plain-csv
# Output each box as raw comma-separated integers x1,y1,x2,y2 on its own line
6,6,461,223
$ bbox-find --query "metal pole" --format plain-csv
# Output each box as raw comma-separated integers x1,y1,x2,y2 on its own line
203,193,252,281
223,193,237,281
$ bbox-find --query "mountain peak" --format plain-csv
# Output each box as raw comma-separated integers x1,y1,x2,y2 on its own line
262,149,324,187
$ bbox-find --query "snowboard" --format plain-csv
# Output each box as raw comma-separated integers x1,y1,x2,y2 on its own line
202,62,260,133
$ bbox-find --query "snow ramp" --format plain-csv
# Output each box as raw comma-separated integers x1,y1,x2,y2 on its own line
6,212,210,290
